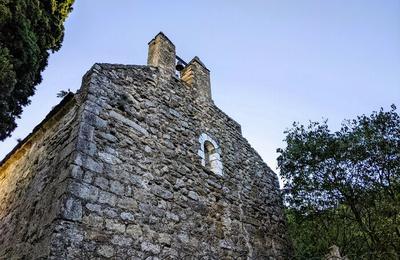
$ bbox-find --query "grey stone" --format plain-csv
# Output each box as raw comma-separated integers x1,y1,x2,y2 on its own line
86,203,102,215
144,145,152,154
188,191,199,201
83,171,94,184
166,211,180,222
178,233,189,243
98,152,119,165
109,110,148,136
98,132,118,143
79,122,95,141
158,233,171,246
103,207,118,218
111,235,133,246
71,165,83,179
141,241,161,255
126,224,143,239
152,186,173,200
120,212,134,221
117,197,138,210
95,176,109,190
98,191,117,206
83,157,103,174
110,180,125,195
97,245,115,258
63,198,82,221
70,182,99,202
105,219,126,233
83,214,104,229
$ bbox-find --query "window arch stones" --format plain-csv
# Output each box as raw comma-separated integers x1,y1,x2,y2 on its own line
198,133,223,176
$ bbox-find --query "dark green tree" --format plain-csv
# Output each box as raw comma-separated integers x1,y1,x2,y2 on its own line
278,105,400,259
0,0,74,140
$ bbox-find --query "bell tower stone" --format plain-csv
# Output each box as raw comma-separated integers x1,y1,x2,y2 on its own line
147,32,176,78
180,56,212,103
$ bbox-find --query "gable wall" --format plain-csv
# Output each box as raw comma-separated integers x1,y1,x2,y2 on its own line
50,64,291,259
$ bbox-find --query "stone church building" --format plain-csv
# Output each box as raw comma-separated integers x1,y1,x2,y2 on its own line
0,33,291,259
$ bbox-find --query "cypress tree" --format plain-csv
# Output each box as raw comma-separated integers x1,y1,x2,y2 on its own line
0,0,74,140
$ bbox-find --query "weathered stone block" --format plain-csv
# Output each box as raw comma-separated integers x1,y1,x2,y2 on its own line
70,182,99,202
141,241,161,255
117,197,138,211
63,197,83,221
105,219,126,233
98,191,117,206
97,245,115,258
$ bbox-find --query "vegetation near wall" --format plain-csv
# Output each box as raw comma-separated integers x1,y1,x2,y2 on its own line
278,105,400,259
0,0,74,140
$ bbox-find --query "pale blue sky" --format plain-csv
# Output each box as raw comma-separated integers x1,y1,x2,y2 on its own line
1,1,399,177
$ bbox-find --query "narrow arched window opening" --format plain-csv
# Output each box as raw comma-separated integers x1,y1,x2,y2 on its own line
198,133,223,176
204,141,215,168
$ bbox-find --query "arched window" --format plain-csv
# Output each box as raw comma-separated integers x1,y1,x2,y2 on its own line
204,141,215,168
198,133,223,176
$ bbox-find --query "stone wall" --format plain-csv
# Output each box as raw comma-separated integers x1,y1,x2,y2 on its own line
50,62,291,259
0,95,80,259
0,33,292,259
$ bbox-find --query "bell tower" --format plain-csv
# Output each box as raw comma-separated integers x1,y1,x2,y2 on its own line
147,32,212,103
147,32,176,78
180,56,212,103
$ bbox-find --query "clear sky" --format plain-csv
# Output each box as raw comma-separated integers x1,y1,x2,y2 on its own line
1,1,399,180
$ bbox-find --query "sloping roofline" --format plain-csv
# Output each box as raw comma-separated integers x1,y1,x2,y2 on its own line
0,92,75,167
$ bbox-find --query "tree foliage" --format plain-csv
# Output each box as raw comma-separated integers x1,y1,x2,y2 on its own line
278,105,400,259
0,0,74,140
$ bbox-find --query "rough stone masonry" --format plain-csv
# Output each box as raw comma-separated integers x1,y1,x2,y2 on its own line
0,32,292,259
